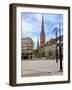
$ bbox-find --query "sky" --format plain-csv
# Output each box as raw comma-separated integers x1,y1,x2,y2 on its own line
21,12,63,49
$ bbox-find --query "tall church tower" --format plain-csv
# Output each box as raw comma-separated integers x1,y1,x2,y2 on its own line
40,16,45,47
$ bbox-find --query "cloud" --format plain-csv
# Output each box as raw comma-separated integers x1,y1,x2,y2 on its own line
21,14,41,38
22,13,42,23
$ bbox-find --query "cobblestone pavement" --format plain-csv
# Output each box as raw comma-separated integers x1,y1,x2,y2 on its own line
21,60,63,77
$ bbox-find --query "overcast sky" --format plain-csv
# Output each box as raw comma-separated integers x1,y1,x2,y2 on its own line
21,12,63,49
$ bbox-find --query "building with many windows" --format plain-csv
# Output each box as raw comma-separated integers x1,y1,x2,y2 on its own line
21,37,34,59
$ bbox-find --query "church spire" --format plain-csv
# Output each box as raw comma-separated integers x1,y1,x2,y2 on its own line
41,16,45,36
40,16,45,47
37,38,39,49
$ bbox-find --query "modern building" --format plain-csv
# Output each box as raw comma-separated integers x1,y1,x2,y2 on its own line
21,37,34,59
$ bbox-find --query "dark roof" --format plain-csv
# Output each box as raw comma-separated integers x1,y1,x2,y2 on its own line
45,35,63,46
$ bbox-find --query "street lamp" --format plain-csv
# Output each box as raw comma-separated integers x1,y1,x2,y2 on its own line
59,22,63,71
57,40,63,71
54,22,63,71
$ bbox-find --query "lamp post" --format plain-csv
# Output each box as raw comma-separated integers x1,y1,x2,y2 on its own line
54,22,63,71
59,22,63,71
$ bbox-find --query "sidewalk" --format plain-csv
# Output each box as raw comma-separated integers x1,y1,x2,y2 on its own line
21,60,63,77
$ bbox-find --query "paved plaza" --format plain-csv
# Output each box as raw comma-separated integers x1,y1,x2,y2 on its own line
21,60,63,77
